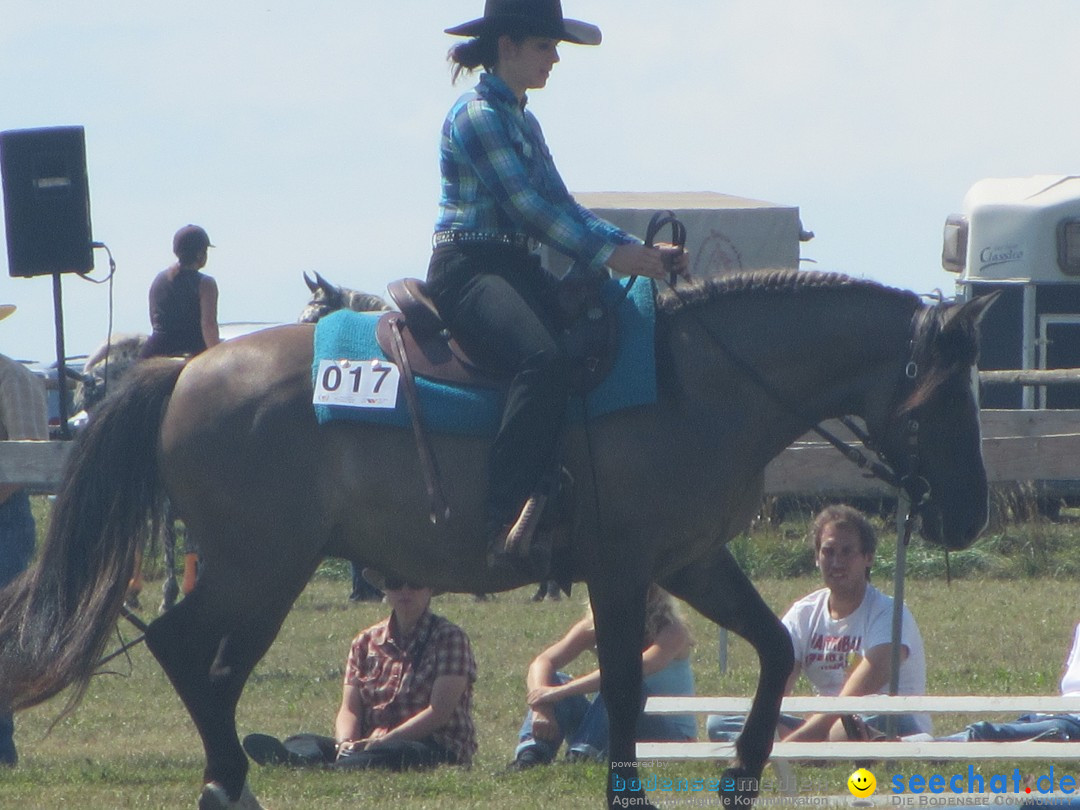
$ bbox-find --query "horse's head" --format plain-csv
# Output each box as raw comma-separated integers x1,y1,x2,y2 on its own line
74,333,150,413
299,271,391,323
872,293,999,550
299,271,346,323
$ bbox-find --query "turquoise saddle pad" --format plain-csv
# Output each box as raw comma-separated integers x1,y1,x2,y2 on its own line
312,277,657,435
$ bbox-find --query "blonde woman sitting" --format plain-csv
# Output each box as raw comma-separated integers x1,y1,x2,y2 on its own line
510,584,696,769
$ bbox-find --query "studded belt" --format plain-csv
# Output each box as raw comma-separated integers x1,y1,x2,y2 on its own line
432,230,533,250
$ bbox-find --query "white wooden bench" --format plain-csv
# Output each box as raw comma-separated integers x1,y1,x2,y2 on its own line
637,695,1080,762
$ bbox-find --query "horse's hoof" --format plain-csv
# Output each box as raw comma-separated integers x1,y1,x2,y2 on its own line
198,781,264,810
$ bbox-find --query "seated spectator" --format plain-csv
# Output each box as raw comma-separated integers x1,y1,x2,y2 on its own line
510,584,696,769
937,621,1080,742
707,504,930,743
243,569,476,770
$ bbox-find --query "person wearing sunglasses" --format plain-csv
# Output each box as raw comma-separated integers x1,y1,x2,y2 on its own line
242,570,477,770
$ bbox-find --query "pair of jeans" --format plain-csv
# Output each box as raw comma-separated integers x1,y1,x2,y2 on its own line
515,673,693,763
938,713,1080,742
705,711,925,742
427,243,569,522
0,490,36,765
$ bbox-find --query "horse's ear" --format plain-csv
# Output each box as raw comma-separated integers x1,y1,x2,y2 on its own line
314,271,339,294
950,291,1000,329
926,291,1000,374
303,271,318,292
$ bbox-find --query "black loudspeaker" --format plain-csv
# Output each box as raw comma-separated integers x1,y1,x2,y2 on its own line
1,126,93,277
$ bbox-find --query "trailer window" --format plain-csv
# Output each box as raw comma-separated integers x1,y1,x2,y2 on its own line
1058,219,1080,276
942,214,967,273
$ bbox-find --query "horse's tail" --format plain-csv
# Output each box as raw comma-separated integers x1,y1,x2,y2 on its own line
0,358,184,715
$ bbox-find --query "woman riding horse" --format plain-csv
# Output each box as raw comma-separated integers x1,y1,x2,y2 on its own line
430,0,688,572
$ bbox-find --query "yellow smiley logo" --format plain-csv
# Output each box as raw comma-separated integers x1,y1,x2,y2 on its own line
847,768,877,798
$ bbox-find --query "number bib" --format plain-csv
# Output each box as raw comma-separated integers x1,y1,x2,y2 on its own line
313,359,400,409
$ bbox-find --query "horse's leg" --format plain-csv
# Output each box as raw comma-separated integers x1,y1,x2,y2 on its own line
146,594,242,797
587,570,653,810
145,548,321,805
661,546,794,808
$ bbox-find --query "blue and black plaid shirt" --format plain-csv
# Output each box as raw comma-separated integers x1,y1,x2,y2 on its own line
434,73,638,275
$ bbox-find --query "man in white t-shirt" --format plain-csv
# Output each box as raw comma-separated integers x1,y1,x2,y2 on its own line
707,504,929,743
780,504,930,740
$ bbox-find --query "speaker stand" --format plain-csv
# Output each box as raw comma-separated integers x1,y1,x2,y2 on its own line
51,272,71,440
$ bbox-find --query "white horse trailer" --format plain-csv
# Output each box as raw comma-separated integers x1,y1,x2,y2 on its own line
944,175,1080,409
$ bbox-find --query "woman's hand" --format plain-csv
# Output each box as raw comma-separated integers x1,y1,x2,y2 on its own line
336,738,368,759
531,707,560,742
527,684,563,708
607,243,690,281
657,242,691,281
336,728,387,759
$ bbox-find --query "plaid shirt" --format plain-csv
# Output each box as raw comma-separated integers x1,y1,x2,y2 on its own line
0,354,48,442
435,72,638,275
344,610,477,765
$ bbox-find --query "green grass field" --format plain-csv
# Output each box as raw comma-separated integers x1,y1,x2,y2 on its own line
3,504,1080,808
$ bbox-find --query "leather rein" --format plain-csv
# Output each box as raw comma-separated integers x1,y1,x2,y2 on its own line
647,213,931,526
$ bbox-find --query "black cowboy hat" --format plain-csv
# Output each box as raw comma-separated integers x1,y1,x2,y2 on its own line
445,0,601,46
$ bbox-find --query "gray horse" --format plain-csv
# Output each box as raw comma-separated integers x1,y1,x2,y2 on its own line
0,270,993,810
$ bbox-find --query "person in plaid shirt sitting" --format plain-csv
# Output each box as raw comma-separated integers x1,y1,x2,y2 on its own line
242,570,477,770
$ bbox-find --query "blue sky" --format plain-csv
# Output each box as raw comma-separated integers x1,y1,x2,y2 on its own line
2,0,1077,363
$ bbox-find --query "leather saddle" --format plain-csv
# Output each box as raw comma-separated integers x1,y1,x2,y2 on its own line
372,276,617,530
375,279,501,390
375,277,621,395
375,212,682,532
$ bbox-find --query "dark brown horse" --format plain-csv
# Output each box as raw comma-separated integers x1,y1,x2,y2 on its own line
0,270,993,809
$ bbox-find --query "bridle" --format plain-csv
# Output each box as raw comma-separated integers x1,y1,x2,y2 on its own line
828,324,932,519
667,282,930,514
634,213,934,528
611,212,933,524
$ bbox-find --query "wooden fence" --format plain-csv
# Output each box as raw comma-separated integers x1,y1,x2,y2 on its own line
639,694,1080,763
764,409,1080,497
1,408,1079,495
0,440,71,491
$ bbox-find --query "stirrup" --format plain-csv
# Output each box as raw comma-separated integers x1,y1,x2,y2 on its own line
487,493,551,579
504,491,547,556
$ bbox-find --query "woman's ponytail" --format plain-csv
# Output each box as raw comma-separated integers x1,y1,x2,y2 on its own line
448,33,510,83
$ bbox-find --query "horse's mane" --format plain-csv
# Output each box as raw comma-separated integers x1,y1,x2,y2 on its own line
653,269,978,415
654,269,920,314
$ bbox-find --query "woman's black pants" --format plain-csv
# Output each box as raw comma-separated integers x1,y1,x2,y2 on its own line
427,243,569,525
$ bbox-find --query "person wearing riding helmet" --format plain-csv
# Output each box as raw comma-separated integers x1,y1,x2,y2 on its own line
428,0,689,573
140,224,221,598
141,224,220,360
